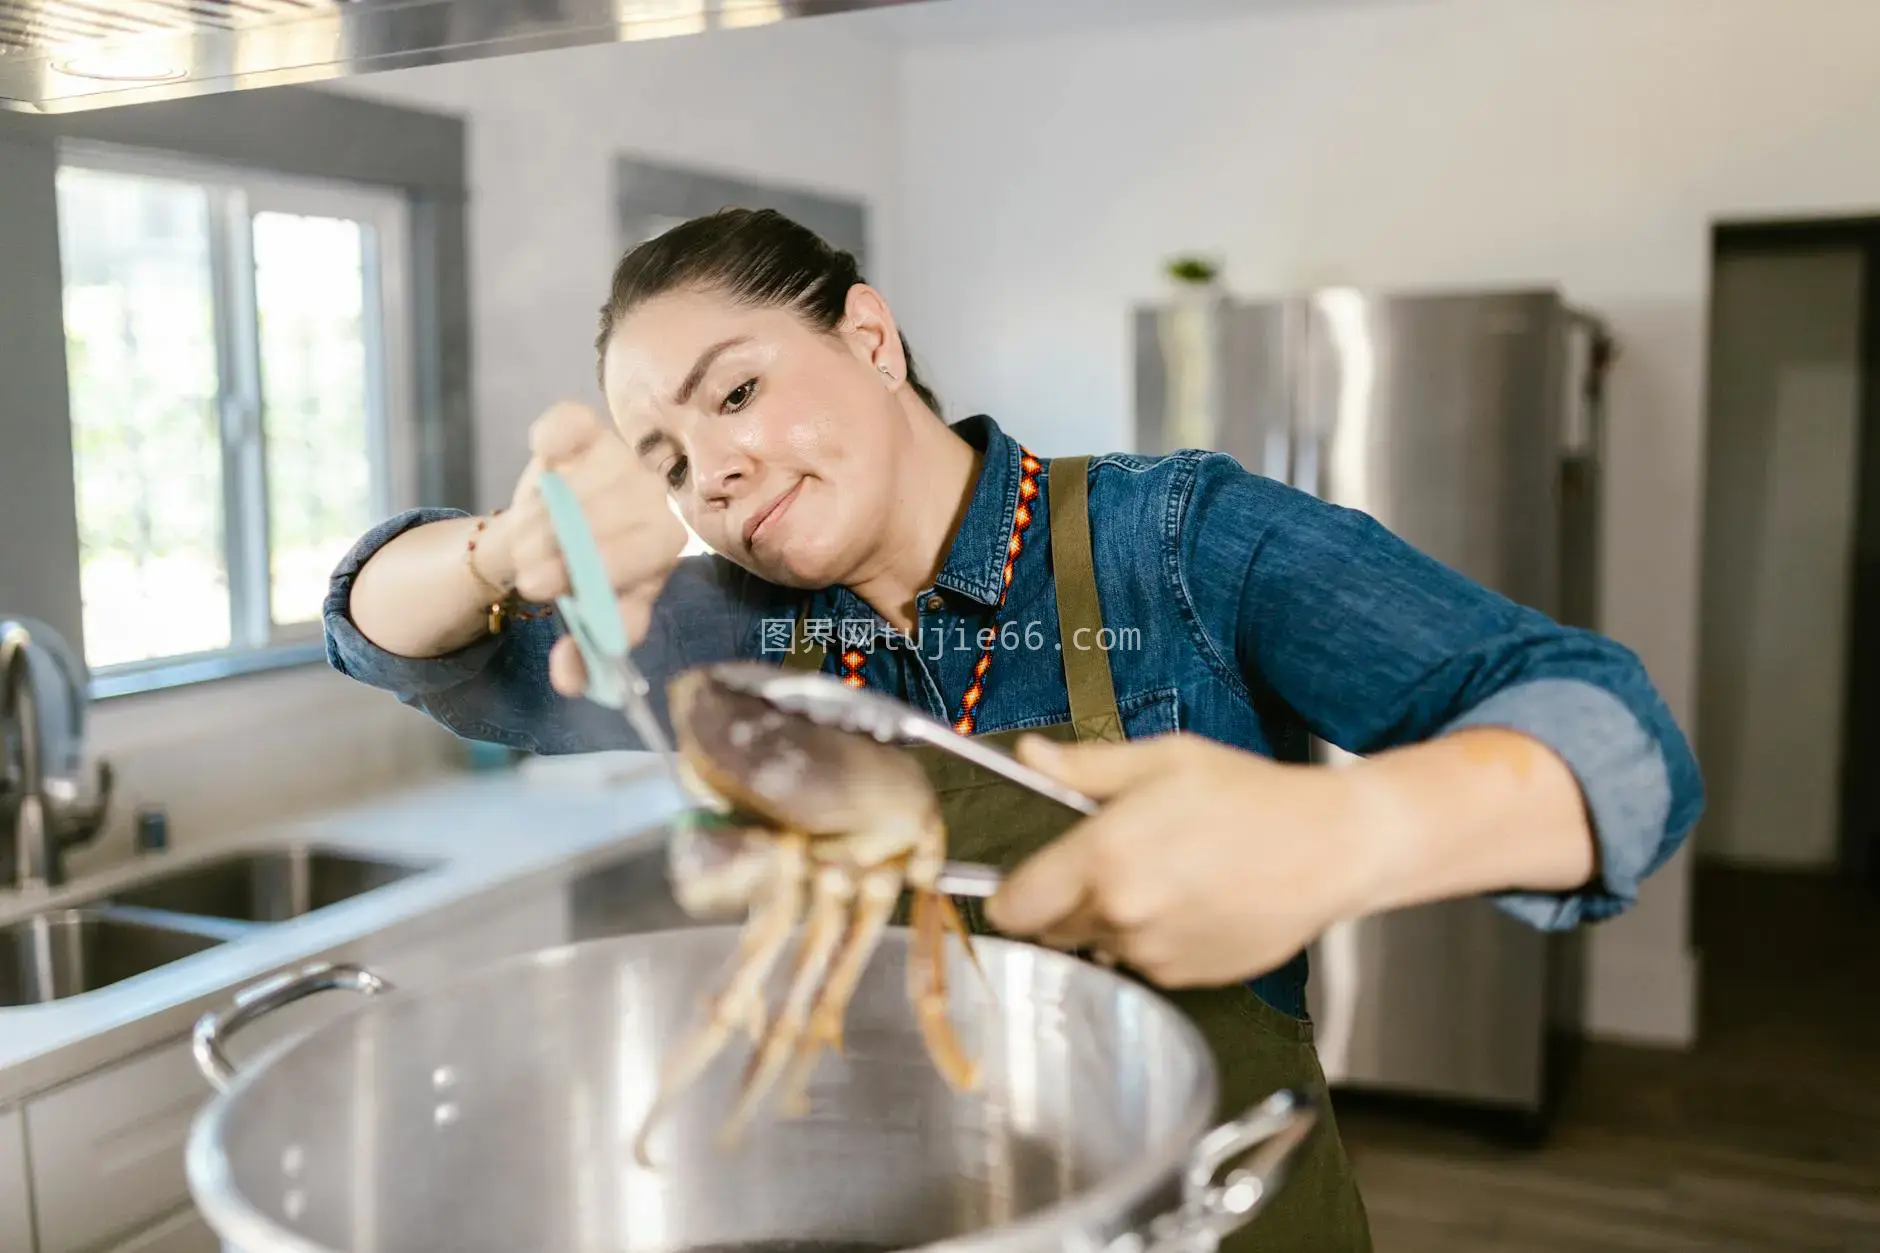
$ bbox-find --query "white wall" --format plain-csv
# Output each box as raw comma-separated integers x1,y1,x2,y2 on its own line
73,668,463,875
1698,249,1863,870
888,0,1880,1045
327,18,902,511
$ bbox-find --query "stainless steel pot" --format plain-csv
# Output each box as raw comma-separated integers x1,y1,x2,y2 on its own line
186,927,1317,1253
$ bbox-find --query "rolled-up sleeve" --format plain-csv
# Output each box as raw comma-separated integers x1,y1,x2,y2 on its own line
323,508,785,755
1181,453,1705,931
323,506,566,749
1440,679,1683,927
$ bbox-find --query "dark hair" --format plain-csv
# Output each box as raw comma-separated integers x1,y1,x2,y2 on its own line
595,207,940,413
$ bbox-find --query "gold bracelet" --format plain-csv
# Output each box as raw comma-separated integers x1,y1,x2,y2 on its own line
464,511,507,598
465,511,551,635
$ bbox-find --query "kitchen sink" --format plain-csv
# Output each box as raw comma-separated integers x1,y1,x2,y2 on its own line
100,847,439,924
0,846,444,1008
0,909,225,1007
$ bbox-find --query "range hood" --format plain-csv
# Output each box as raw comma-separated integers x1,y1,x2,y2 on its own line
0,0,932,113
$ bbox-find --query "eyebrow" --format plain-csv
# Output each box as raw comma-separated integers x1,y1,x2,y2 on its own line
674,335,751,408
633,430,673,458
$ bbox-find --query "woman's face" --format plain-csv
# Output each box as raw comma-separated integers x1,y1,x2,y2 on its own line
600,285,909,589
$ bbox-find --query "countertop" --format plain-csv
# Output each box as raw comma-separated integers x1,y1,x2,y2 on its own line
0,752,690,1105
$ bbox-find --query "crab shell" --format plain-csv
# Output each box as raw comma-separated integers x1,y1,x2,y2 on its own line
667,666,940,834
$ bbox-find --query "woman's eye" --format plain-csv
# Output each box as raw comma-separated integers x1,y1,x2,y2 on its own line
723,379,757,412
665,457,688,489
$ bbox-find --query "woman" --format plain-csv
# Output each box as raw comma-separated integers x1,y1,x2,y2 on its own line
325,208,1704,1253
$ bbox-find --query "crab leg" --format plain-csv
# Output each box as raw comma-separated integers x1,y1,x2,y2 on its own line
776,862,903,1116
908,888,981,1092
631,835,807,1168
935,892,994,998
716,864,853,1149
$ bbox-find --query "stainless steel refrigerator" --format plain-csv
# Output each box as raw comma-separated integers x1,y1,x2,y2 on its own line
1132,285,1613,1124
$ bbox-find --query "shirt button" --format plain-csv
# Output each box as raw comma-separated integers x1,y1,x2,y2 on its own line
925,594,945,612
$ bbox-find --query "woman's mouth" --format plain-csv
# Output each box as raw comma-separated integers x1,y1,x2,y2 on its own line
743,479,804,551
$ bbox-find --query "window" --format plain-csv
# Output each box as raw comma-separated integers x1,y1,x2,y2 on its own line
55,144,415,691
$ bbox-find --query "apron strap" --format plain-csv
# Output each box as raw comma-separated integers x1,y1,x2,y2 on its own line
1047,457,1125,743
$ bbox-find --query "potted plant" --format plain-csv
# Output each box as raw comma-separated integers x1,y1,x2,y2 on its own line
1165,255,1222,288
1166,255,1227,305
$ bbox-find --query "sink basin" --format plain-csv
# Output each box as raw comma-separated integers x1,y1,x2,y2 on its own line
102,847,437,924
0,909,224,1006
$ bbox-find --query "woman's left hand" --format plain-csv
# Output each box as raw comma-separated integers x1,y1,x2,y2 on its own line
984,732,1399,988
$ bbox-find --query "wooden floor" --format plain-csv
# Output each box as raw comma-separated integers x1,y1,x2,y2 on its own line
1336,865,1880,1252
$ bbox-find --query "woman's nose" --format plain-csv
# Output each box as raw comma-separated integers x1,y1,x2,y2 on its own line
693,441,758,500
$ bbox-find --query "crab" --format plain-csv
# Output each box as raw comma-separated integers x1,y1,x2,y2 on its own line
629,662,987,1167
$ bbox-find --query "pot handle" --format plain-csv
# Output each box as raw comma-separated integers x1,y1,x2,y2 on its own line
1105,1089,1319,1253
193,961,392,1093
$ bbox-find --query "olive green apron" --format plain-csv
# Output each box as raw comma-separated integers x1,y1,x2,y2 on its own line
781,457,1372,1252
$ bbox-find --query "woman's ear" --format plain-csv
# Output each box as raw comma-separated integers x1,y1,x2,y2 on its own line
839,283,906,381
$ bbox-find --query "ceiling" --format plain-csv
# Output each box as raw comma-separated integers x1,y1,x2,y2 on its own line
0,0,1426,115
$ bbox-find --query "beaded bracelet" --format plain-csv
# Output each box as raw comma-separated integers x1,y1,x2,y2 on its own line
466,509,552,634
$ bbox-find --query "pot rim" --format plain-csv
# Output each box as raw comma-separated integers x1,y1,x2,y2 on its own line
186,925,1221,1253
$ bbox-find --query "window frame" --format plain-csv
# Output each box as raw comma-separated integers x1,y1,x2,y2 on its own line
55,139,422,699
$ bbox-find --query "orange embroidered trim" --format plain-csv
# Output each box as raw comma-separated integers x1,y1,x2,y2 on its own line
841,448,1043,735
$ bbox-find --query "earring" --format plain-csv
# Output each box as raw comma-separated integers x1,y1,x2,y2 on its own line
878,364,893,379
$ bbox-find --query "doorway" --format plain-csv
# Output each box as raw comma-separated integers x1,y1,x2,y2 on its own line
1693,218,1880,1128
1699,218,1880,885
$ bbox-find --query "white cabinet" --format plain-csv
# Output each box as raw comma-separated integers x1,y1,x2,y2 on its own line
104,1206,217,1253
26,1038,206,1253
1,1105,30,1253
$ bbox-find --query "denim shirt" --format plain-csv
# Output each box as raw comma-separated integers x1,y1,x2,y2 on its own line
325,414,1704,1018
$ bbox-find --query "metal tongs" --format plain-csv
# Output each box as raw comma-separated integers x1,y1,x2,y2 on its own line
700,661,1101,899
702,661,1099,815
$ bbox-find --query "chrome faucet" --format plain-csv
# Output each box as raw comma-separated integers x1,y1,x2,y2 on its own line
2,622,111,895
1,621,53,892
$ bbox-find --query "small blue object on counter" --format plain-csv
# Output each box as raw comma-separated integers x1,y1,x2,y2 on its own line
465,740,519,772
133,805,168,853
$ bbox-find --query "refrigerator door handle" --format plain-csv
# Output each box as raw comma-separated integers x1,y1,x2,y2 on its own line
1292,292,1359,1079
1286,297,1322,495
1564,310,1616,457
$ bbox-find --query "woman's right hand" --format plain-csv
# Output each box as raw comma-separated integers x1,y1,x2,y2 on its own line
473,402,688,698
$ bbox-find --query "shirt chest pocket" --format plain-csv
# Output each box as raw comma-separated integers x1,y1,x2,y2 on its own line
1118,686,1181,740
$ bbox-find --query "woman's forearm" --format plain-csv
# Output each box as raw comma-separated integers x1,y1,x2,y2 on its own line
1349,726,1599,918
348,517,504,659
